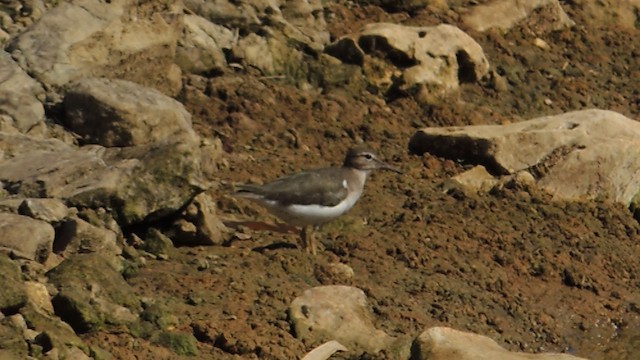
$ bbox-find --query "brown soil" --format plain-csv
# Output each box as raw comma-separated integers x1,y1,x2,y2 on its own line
84,2,640,359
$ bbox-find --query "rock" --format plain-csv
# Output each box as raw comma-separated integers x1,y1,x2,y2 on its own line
63,78,198,147
18,198,70,223
47,253,140,333
0,51,45,134
20,304,92,358
289,285,397,355
170,193,227,246
0,198,25,213
0,0,46,36
444,165,499,194
574,0,640,30
142,228,174,256
185,0,329,50
409,109,640,206
7,0,183,96
176,14,235,74
0,322,28,359
0,213,54,262
411,327,587,360
185,0,329,78
23,281,54,315
302,340,348,360
0,253,27,313
76,207,122,236
0,132,208,225
462,0,574,33
152,331,198,356
325,23,490,104
54,216,121,258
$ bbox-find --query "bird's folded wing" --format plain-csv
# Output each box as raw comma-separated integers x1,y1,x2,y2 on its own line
240,169,348,207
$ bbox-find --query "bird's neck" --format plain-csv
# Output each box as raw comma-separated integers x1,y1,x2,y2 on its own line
344,167,369,192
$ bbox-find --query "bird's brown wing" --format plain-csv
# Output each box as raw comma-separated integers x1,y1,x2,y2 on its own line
237,168,348,207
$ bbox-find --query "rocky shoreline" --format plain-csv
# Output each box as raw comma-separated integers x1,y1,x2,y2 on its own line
1,0,639,359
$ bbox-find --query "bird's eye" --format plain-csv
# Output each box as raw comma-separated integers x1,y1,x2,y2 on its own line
364,153,373,160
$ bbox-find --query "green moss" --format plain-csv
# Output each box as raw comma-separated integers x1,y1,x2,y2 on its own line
0,254,26,312
153,331,198,356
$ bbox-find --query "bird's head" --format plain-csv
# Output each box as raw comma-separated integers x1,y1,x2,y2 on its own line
343,145,402,173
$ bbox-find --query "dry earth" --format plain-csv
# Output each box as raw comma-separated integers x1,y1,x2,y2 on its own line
81,1,640,359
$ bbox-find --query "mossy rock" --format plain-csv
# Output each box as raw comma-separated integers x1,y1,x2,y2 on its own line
0,253,26,312
47,253,140,333
153,331,198,356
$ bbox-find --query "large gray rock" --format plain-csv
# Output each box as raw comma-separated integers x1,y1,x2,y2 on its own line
0,253,27,312
185,0,329,77
462,0,574,33
0,132,208,225
289,286,400,355
20,303,93,358
176,14,235,74
47,253,140,333
54,216,121,258
0,51,45,134
63,78,198,147
0,322,28,359
409,109,640,206
7,0,182,95
23,281,54,316
185,0,329,50
325,23,490,104
18,198,71,223
0,213,54,262
411,327,586,360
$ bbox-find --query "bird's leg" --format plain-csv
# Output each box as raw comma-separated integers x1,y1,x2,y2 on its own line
309,227,317,256
300,225,310,253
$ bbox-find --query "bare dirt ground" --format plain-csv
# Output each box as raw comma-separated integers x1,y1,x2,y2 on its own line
83,2,640,359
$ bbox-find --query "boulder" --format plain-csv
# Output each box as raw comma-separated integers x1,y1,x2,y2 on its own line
289,285,400,355
142,228,174,257
411,327,587,360
176,14,235,74
409,109,640,206
0,213,54,262
20,304,93,358
63,78,198,147
0,0,46,37
462,0,574,33
185,0,329,77
170,193,227,246
0,51,45,134
23,281,54,315
54,216,121,258
443,165,499,194
325,23,490,104
0,132,208,225
18,198,71,223
47,253,140,333
184,0,329,50
0,253,27,313
0,322,28,359
7,0,183,95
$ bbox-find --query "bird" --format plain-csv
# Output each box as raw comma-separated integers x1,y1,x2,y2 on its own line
233,145,401,254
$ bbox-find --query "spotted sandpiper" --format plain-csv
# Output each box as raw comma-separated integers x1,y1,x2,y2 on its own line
233,145,401,254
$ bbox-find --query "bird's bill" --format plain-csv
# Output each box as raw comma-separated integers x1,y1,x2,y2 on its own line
377,160,403,174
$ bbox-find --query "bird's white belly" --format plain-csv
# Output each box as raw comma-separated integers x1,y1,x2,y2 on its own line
262,190,362,227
